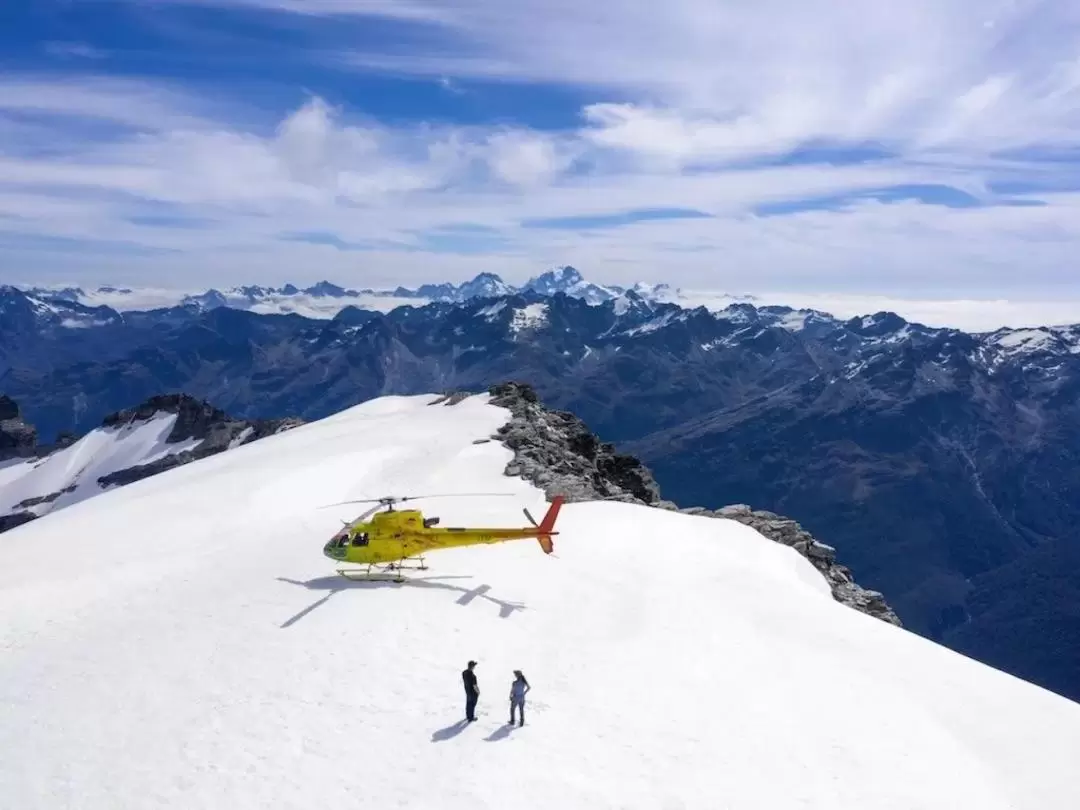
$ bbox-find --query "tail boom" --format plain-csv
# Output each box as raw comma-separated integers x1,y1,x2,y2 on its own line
533,495,563,554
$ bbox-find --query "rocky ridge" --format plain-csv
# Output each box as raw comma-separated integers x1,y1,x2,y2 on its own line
96,394,304,487
463,382,901,626
1,396,37,461
0,394,304,533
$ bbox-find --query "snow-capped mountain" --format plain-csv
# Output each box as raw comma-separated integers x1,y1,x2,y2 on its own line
20,267,674,319
0,394,301,532
2,389,1078,808
4,281,1080,704
447,271,516,300
520,265,621,304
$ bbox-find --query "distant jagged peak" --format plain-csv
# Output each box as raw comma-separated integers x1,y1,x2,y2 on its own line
23,285,87,302
611,287,657,317
302,280,357,298
526,264,584,288
522,265,619,304
755,304,836,332
972,324,1080,375
844,310,912,337
181,288,229,310
412,281,457,300
456,272,514,300
0,284,123,328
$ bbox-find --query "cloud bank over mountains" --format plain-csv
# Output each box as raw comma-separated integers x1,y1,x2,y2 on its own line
2,0,1079,303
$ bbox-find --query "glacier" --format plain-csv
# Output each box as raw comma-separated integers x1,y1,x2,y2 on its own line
1,392,1079,809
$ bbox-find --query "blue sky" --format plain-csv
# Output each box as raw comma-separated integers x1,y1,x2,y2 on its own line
2,0,1080,313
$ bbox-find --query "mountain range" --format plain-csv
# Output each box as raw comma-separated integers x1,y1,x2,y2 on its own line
1,274,1079,702
21,266,680,319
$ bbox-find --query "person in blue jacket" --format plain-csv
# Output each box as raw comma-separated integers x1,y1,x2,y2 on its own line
509,670,530,726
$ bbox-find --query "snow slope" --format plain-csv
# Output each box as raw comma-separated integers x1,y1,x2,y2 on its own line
2,394,1079,810
0,412,200,521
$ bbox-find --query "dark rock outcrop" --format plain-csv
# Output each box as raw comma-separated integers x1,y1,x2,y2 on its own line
1,395,37,460
1,393,305,534
710,504,901,625
15,486,75,509
97,394,303,487
488,382,662,505
479,382,901,626
0,511,37,532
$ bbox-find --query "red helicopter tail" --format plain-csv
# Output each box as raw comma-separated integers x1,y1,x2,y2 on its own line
524,495,564,554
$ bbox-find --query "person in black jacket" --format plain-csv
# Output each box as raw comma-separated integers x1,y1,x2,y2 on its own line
462,660,479,721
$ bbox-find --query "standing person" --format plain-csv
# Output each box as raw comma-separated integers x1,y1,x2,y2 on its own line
509,670,530,727
462,660,479,722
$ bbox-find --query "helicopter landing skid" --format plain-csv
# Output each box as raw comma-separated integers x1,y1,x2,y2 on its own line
336,556,428,584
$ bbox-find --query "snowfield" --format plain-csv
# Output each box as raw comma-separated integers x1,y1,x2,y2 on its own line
2,393,1079,809
0,411,201,522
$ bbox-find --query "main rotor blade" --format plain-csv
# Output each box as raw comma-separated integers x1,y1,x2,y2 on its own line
352,503,384,524
318,492,518,510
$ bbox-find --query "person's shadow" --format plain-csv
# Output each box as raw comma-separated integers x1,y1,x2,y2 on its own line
276,575,527,627
431,719,470,742
484,723,516,742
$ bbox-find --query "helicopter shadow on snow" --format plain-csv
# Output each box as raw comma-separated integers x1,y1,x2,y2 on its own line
276,575,527,628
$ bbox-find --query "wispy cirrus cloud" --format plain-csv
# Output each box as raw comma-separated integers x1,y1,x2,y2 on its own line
1,0,1079,328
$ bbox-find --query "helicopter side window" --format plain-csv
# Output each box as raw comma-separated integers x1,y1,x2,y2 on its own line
352,532,369,547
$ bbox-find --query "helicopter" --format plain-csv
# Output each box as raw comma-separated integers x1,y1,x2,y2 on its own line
321,492,564,581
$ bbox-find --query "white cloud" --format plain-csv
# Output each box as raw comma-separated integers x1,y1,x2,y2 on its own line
3,0,1080,321
483,130,578,187
680,290,1080,333
314,0,1080,155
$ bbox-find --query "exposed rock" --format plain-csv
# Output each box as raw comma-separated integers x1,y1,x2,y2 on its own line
1,394,305,535
486,381,902,627
15,485,75,509
0,395,37,461
705,505,902,626
0,511,36,532
429,391,471,406
488,381,662,504
97,394,303,488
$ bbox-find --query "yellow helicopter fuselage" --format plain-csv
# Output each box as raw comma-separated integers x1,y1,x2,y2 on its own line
323,498,562,565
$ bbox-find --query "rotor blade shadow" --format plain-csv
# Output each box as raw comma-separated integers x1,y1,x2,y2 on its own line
279,588,342,628
276,575,527,625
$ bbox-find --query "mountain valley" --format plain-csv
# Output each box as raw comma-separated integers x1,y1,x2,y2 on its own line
2,273,1079,702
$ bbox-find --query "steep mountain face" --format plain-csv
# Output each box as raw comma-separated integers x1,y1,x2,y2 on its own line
0,393,302,533
622,325,1080,700
483,381,900,626
3,282,1080,699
